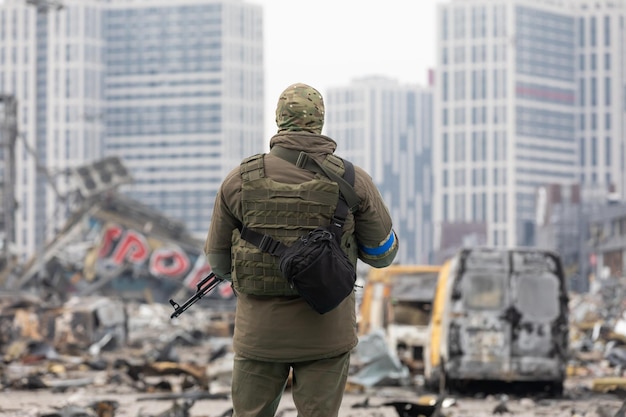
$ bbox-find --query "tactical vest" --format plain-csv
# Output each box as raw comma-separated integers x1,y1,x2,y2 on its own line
231,152,357,296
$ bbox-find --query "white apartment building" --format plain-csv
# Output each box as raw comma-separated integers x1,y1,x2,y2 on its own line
0,0,264,260
434,0,582,249
0,0,106,259
574,0,626,198
326,77,434,264
103,0,264,238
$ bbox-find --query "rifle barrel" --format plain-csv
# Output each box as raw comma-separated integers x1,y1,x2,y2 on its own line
169,273,223,318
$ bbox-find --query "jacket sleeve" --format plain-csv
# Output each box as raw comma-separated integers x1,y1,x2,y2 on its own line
352,167,399,268
204,169,242,281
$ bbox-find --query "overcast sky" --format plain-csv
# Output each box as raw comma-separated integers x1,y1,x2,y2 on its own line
247,0,444,137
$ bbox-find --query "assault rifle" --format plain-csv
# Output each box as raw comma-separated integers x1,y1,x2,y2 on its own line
169,272,223,319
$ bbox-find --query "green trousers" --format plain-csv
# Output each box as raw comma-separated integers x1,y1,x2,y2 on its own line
231,352,351,417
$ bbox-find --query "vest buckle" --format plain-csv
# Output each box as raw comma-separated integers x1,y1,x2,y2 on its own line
259,235,282,255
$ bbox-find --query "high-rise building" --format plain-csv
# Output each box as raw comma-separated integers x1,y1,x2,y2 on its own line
0,0,106,259
103,0,264,238
326,77,434,264
434,0,626,252
0,0,264,260
574,0,626,199
434,0,581,250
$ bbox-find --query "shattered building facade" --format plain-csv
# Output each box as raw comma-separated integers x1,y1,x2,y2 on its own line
4,191,233,306
0,0,265,264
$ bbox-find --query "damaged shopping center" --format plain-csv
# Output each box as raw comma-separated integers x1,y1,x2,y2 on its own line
4,162,626,415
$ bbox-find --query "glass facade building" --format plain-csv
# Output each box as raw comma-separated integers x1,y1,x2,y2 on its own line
326,77,434,264
575,1,626,198
0,0,264,259
434,0,581,248
0,0,106,259
103,0,264,238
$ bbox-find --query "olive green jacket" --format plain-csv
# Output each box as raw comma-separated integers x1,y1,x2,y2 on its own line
204,131,398,361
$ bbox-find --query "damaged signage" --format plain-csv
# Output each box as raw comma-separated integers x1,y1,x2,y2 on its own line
10,193,233,305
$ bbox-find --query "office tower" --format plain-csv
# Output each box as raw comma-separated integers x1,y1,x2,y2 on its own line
326,77,434,264
0,0,105,259
0,0,264,261
103,0,264,238
575,0,626,198
434,0,580,249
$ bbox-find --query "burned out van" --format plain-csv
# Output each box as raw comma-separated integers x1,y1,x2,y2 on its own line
424,248,569,394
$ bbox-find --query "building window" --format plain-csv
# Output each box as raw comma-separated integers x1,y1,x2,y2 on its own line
579,78,585,106
605,77,611,106
605,136,611,167
454,71,465,100
591,136,597,166
454,107,465,125
590,16,596,46
579,17,585,47
591,77,597,106
454,132,465,161
591,53,596,70
580,137,585,166
605,113,611,130
494,193,499,222
605,16,611,46
454,46,465,64
579,54,585,71
454,8,465,39
605,53,611,71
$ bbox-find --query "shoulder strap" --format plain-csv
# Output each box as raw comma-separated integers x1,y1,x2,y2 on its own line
270,146,360,212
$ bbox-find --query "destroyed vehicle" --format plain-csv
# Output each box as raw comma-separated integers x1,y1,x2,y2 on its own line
424,247,569,395
359,265,442,373
51,296,128,354
0,294,127,356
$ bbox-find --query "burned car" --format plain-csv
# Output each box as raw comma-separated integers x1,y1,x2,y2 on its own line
424,247,569,395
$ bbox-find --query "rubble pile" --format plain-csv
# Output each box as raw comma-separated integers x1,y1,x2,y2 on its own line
0,293,236,399
568,278,626,393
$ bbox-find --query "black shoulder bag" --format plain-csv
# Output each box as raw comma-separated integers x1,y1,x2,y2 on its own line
239,147,360,314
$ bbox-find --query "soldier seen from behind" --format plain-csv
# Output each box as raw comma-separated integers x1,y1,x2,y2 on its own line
204,82,399,417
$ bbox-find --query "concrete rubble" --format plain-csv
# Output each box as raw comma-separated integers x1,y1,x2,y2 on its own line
2,187,626,415
2,276,626,416
568,277,626,393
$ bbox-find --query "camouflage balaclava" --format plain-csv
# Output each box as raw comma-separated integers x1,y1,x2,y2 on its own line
275,83,325,134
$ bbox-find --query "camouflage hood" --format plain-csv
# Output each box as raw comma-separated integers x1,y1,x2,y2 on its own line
275,83,325,134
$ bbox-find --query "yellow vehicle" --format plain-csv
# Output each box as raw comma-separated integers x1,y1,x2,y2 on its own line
424,248,569,394
359,264,442,372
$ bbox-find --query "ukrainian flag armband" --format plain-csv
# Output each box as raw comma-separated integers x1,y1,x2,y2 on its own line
358,230,398,267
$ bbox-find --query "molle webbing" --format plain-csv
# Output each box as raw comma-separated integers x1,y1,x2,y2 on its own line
232,153,342,296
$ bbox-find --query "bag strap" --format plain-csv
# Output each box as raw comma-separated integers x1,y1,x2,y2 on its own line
240,148,357,257
270,146,360,212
